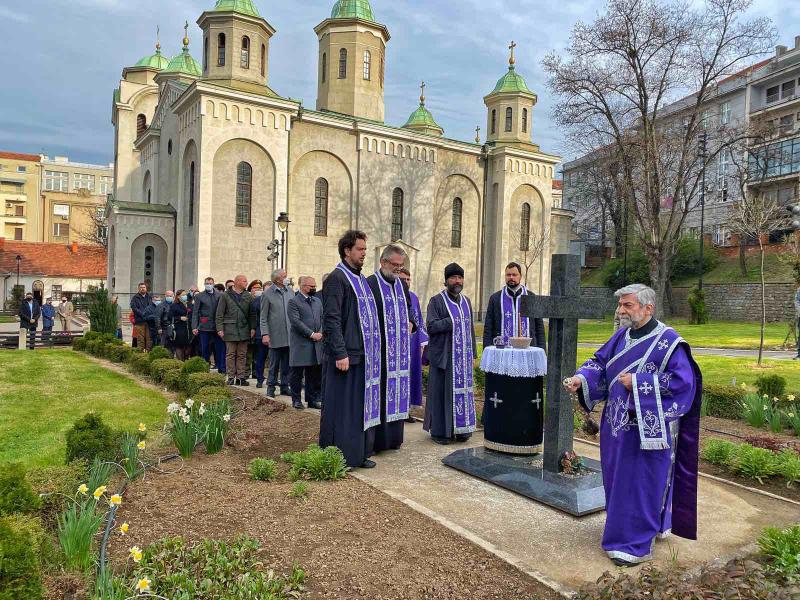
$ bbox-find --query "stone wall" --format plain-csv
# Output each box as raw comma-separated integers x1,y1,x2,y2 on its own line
580,283,798,322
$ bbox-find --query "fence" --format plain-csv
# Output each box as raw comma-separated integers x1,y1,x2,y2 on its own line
0,330,84,350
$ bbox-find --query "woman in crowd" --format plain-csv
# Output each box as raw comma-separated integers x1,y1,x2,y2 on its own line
248,280,269,387
169,289,193,360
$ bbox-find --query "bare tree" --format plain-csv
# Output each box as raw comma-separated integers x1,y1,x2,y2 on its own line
544,0,775,316
510,220,550,290
76,205,109,249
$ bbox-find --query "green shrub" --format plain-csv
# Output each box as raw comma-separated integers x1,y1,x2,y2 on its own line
289,481,309,500
248,458,277,481
105,344,132,363
85,338,105,356
128,352,151,376
472,362,485,395
83,331,102,342
182,356,210,375
193,386,234,405
147,346,172,362
702,384,746,420
162,369,185,392
65,413,119,464
25,461,86,529
700,439,737,465
767,405,785,433
776,451,800,487
281,445,349,482
72,337,87,352
756,375,787,399
741,393,769,428
731,444,779,484
149,358,183,383
759,524,800,582
184,372,227,397
0,515,45,600
88,287,118,335
687,286,708,325
0,464,41,516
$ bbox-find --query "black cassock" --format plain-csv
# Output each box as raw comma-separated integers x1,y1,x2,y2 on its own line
319,264,375,467
424,292,478,440
366,273,417,452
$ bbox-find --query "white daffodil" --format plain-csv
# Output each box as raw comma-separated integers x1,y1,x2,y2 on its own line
185,398,195,409
223,414,231,423
167,402,180,415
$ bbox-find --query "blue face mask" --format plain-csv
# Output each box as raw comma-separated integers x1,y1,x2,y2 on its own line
154,300,162,306
179,295,188,303
205,285,214,293
165,297,174,304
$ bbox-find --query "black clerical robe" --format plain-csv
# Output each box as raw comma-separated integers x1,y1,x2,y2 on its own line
319,264,375,467
424,291,478,440
482,287,546,351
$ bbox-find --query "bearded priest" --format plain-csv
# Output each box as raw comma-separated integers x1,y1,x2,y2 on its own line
564,284,702,566
424,263,478,445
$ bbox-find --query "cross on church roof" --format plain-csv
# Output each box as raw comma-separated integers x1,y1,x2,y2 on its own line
509,40,517,66
419,81,426,105
475,125,481,144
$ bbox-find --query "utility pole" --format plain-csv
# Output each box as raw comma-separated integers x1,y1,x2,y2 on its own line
698,133,708,291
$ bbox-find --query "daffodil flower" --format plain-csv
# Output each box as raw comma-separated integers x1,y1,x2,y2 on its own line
182,414,191,424
138,422,147,432
167,402,180,415
130,546,143,563
223,414,231,423
185,398,195,409
136,577,151,593
789,395,796,402
137,440,146,450
110,494,122,506
119,522,129,535
93,485,107,499
78,484,88,495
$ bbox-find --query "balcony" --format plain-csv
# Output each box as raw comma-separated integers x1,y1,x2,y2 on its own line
3,213,26,224
2,193,26,203
752,92,800,116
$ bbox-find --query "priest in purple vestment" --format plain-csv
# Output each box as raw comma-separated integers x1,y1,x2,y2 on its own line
564,283,702,566
398,267,428,417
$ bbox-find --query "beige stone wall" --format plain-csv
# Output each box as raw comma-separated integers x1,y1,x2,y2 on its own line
114,76,159,204
0,157,40,241
485,94,536,145
201,16,272,86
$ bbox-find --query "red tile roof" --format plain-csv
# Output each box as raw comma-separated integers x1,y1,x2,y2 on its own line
552,179,563,190
0,151,41,163
0,239,106,279
718,58,771,86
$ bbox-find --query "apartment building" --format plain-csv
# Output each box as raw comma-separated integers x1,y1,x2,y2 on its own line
0,151,42,242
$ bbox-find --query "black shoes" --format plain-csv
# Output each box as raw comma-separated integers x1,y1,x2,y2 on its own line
226,377,236,386
360,459,377,469
431,437,451,446
266,387,276,399
405,416,416,423
611,558,635,568
307,400,322,410
280,388,291,397
239,379,250,387
292,400,304,410
256,381,264,389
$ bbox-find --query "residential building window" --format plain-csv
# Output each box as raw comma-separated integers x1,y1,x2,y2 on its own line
53,223,70,238
235,162,252,226
17,166,26,173
14,228,22,240
188,162,195,226
749,135,800,179
391,188,403,241
780,114,795,132
241,36,250,69
43,170,68,192
260,44,266,78
99,176,113,195
321,52,326,83
53,204,70,219
522,108,528,133
520,203,531,250
73,173,95,192
767,85,780,104
218,33,226,67
491,110,496,134
136,114,147,137
451,197,462,248
314,178,328,236
782,80,796,99
505,107,513,132
700,110,709,130
14,205,23,217
363,50,371,80
338,48,347,79
717,149,731,192
51,285,62,299
720,101,731,125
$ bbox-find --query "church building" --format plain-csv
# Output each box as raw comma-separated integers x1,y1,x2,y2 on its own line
108,0,572,311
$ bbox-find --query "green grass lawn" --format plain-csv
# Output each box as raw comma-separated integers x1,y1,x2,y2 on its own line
0,315,16,323
0,350,169,468
577,319,790,350
576,348,800,392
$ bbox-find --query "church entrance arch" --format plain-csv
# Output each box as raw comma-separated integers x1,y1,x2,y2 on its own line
130,233,168,294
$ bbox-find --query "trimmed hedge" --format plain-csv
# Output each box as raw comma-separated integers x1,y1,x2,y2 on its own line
181,356,210,375
147,346,172,362
65,413,119,464
0,464,41,516
128,352,152,376
702,383,746,420
184,372,227,398
0,514,46,600
756,375,787,399
149,358,183,383
193,386,234,405
25,461,86,529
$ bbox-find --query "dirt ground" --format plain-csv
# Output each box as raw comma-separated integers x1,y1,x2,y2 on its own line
106,396,559,600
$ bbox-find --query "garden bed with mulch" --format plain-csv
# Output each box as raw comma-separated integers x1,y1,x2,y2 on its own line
106,397,558,600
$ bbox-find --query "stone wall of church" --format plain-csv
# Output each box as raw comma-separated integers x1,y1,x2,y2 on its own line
115,81,159,205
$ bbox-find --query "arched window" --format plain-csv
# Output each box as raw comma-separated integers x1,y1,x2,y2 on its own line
314,178,328,236
321,52,327,83
136,114,147,138
188,162,195,226
363,50,371,80
505,107,513,132
451,198,463,248
338,48,347,79
491,110,496,134
217,33,226,67
391,188,404,241
203,37,209,73
241,36,250,69
235,162,252,226
520,203,531,251
522,108,528,133
260,44,266,77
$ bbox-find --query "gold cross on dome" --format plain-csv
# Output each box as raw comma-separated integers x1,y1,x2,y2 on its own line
419,81,426,104
475,126,481,144
509,40,517,65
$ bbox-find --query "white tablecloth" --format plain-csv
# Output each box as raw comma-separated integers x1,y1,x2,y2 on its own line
480,345,547,378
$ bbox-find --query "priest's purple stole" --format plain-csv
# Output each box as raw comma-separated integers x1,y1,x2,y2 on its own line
376,272,411,422
501,286,530,339
440,291,477,434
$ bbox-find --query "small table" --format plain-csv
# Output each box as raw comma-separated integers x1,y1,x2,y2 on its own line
480,345,547,455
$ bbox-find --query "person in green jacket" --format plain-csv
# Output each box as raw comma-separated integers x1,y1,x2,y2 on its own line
216,274,257,385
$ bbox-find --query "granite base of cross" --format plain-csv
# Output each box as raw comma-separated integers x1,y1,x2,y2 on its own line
521,254,606,473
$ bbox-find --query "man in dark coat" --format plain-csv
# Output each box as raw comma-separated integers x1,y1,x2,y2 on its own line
483,262,546,351
366,244,416,452
288,276,323,410
192,277,225,373
216,274,257,386
261,269,293,398
18,292,40,348
130,283,153,351
320,230,380,469
424,263,478,445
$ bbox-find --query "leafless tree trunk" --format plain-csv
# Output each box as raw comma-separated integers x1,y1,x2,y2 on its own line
76,205,109,249
510,224,550,290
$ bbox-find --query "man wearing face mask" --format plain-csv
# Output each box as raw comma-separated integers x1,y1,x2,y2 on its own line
18,291,41,347
130,283,154,351
260,269,293,399
192,277,225,374
287,276,324,409
144,294,163,348
483,262,545,351
158,291,175,350
366,245,416,451
424,263,478,445
57,295,74,332
248,280,268,387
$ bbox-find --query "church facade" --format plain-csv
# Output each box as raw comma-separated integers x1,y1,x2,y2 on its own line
107,0,572,312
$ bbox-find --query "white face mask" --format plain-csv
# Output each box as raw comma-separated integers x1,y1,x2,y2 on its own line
254,290,263,298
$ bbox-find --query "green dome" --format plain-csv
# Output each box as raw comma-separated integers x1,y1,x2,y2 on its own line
404,105,442,132
212,0,261,17
165,48,202,77
489,65,534,96
331,0,375,21
134,47,170,70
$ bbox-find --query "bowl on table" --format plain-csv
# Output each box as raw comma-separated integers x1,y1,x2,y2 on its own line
509,336,532,349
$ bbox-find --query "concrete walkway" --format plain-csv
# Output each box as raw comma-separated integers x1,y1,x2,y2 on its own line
240,385,800,595
578,342,797,360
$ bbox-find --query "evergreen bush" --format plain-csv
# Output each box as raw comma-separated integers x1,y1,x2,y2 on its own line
163,369,185,392
71,337,87,352
64,413,119,464
147,346,172,362
181,356,210,375
702,384,746,419
149,358,183,383
184,372,227,397
193,386,234,405
756,375,787,399
88,287,118,335
0,515,45,600
687,286,708,325
128,353,151,376
0,464,41,516
26,461,87,529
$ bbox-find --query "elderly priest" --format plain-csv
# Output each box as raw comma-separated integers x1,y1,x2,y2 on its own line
424,263,478,445
564,284,702,566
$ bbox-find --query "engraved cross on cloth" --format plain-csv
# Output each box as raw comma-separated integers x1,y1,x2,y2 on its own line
521,254,607,473
531,393,542,410
489,392,503,409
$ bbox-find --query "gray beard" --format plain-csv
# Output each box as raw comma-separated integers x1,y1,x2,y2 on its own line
381,269,396,283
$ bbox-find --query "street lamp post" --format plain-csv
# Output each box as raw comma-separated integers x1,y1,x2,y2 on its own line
15,255,21,289
698,133,708,291
275,212,291,271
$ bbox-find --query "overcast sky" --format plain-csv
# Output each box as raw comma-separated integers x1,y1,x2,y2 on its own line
1,0,798,169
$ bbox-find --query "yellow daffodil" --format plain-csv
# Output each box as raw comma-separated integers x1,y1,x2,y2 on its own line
137,440,146,450
136,577,151,593
129,546,143,563
138,422,147,432
740,383,747,390
789,395,796,402
110,494,122,506
93,485,107,499
119,522,129,535
78,484,88,495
